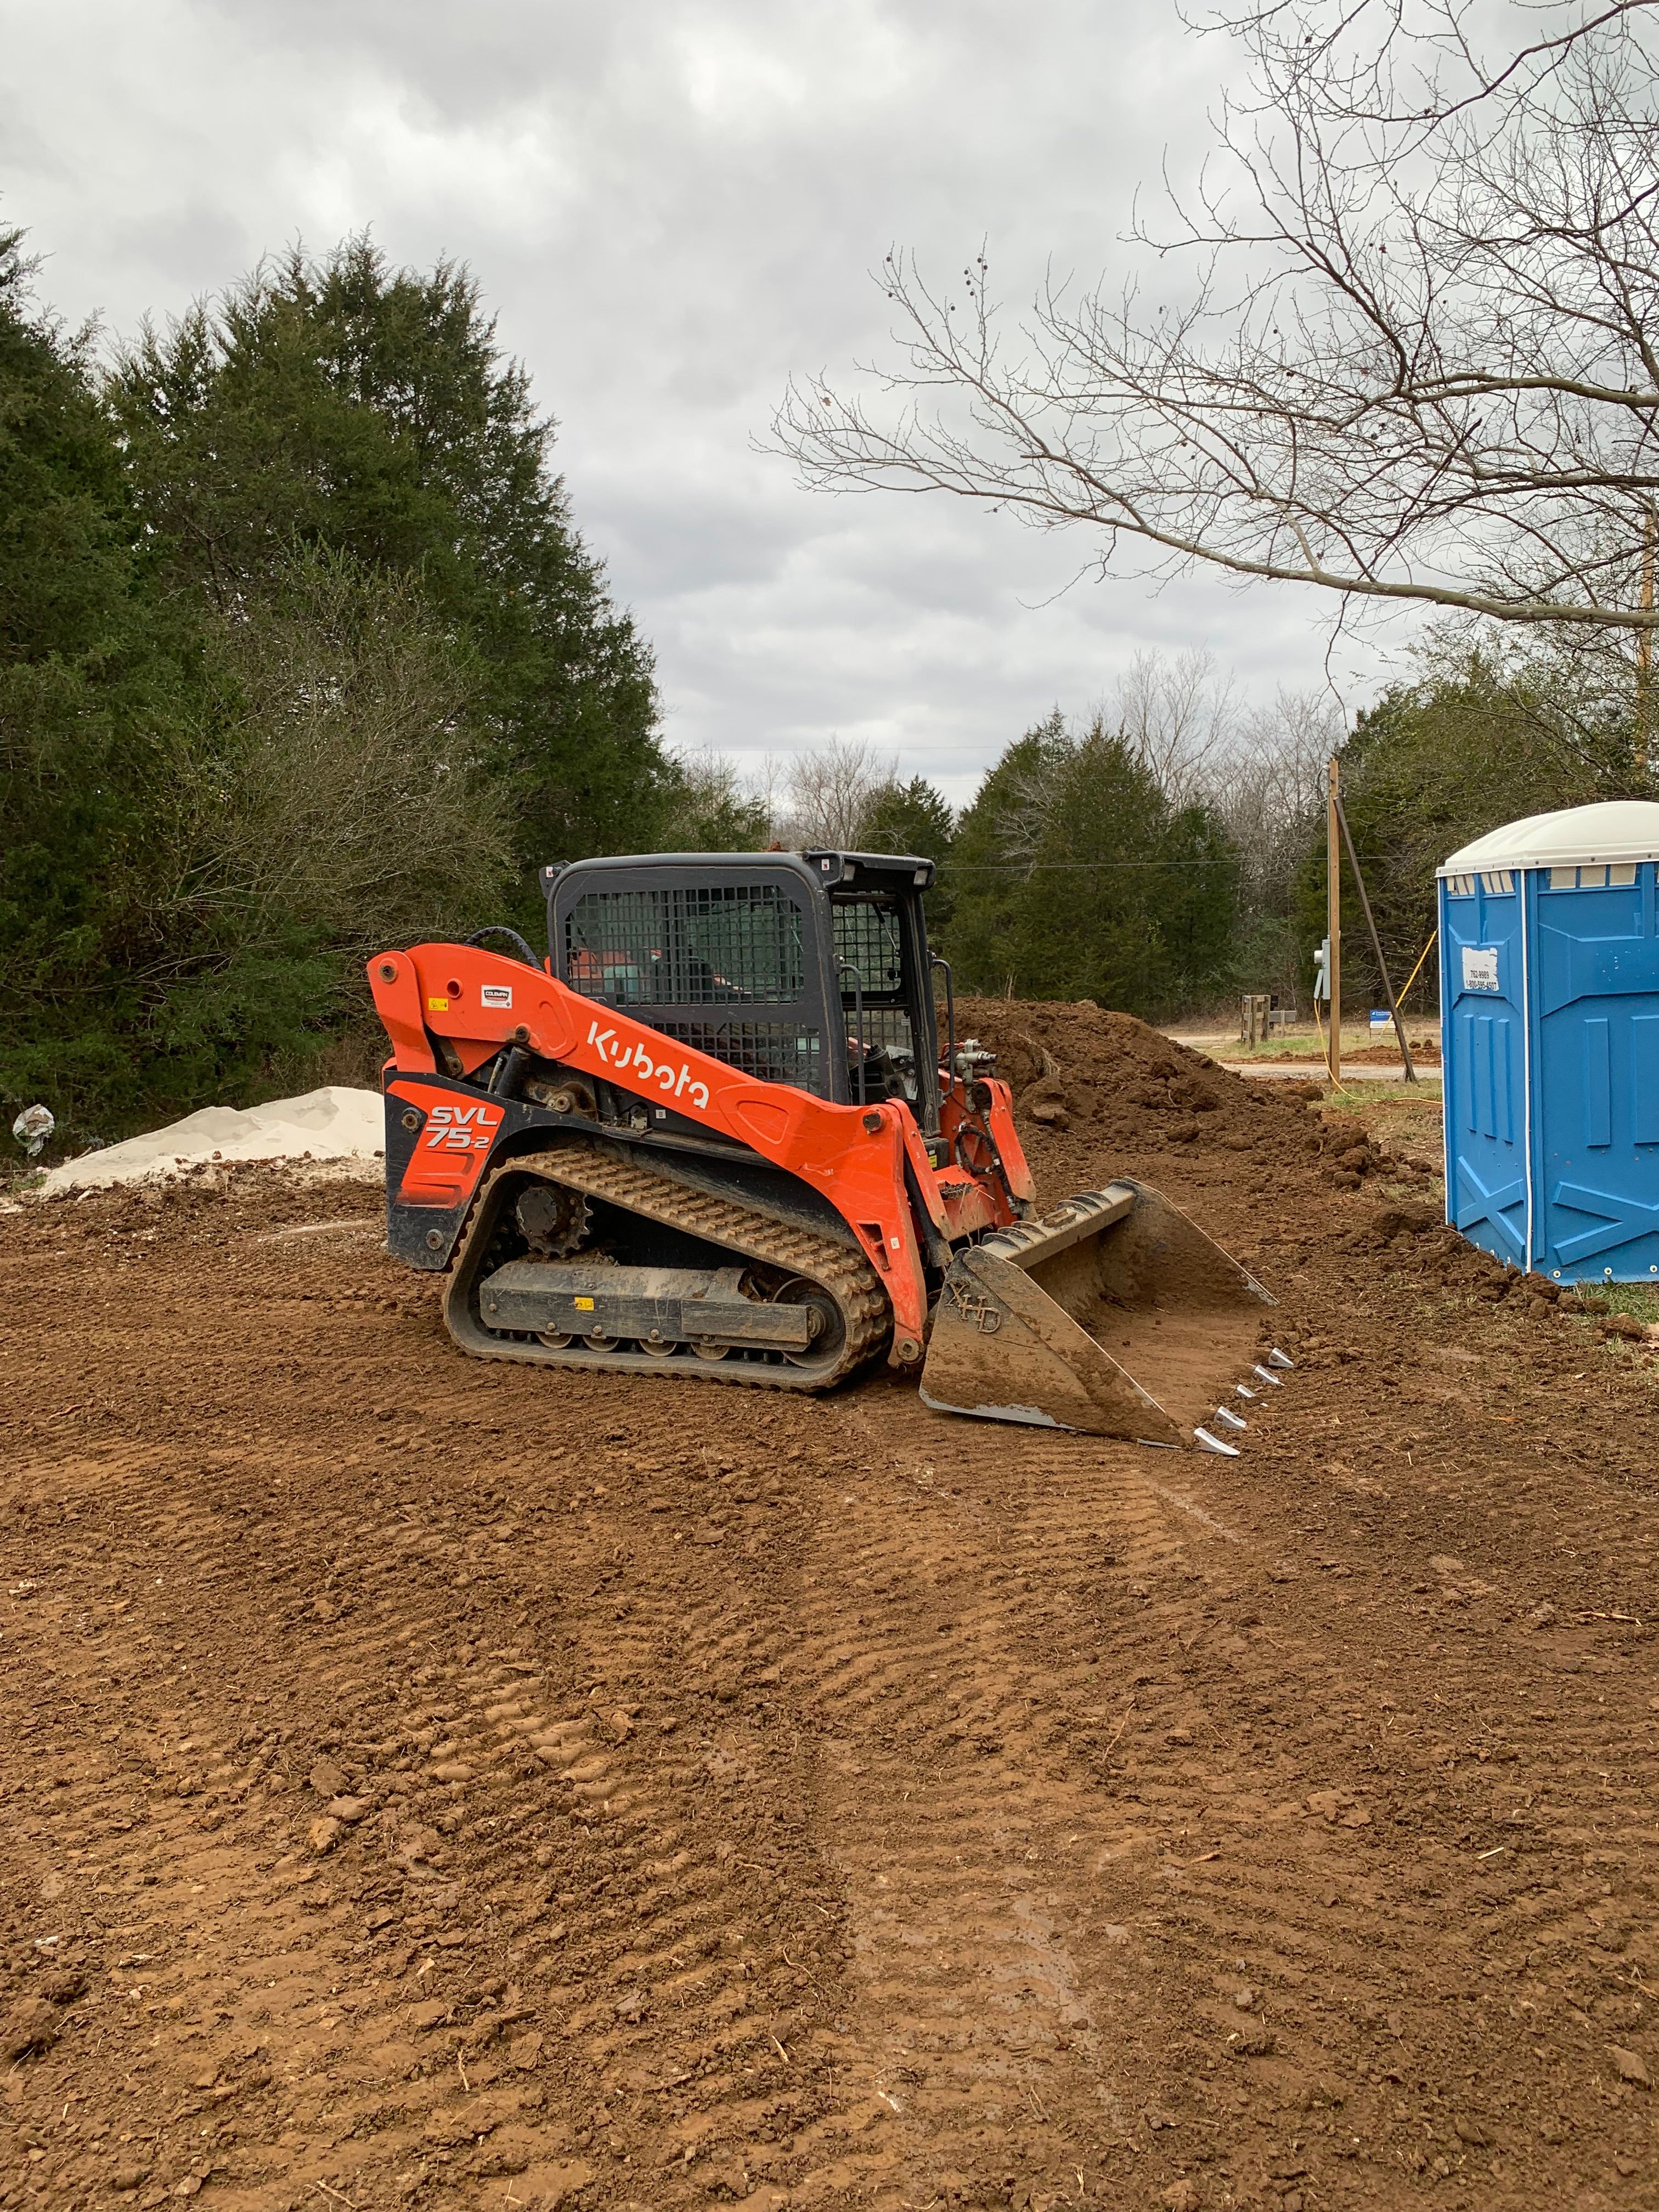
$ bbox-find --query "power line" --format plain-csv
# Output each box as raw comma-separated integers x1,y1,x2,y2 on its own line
934,858,1237,873
932,853,1397,873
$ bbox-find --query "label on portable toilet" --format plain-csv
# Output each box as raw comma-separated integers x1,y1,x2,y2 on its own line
1460,945,1500,993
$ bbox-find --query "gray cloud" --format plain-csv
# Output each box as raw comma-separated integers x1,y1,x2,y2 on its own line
2,0,1400,806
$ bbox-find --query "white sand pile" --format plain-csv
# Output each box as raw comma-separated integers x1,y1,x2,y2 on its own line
38,1086,386,1194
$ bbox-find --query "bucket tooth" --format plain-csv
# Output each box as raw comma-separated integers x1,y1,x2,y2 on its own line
1267,1347,1294,1370
919,1177,1274,1444
1235,1384,1257,1401
1251,1363,1285,1388
1213,1405,1247,1433
1194,1426,1241,1457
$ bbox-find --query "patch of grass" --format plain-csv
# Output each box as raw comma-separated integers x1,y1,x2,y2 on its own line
1561,1280,1659,1327
1325,1087,1447,1160
1209,1028,1441,1065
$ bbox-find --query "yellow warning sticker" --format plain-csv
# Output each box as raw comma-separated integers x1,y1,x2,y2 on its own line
574,1296,595,1311
426,996,449,1012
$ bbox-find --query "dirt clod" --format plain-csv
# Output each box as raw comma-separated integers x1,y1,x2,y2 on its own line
1600,1312,1645,1341
1228,2025,1276,2057
0,1996,62,2061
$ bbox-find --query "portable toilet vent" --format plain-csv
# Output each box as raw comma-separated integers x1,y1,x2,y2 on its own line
1439,800,1659,1282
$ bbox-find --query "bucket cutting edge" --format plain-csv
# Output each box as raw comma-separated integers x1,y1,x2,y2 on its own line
917,1177,1277,1447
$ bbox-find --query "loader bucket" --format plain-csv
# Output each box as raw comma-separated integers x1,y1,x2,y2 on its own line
918,1180,1274,1447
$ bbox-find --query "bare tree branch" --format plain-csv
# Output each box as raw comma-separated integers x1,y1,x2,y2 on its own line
771,2,1659,637
781,736,897,848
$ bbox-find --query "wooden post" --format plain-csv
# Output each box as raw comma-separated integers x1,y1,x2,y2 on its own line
1327,756,1341,1087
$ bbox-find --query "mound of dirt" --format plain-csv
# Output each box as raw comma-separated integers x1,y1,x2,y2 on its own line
956,994,1327,1157
953,994,1469,1283
37,1085,386,1195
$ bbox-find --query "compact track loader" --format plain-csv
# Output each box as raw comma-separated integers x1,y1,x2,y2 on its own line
369,849,1286,1451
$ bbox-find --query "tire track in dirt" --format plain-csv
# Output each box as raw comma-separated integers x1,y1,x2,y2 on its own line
6,1354,863,2209
759,1393,1177,2206
8,1048,1659,2212
1067,1383,1659,2205
762,1378,1659,2209
3,1457,404,2210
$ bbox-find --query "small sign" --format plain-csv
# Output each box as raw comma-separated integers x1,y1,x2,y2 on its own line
1369,1009,1390,1031
1461,946,1500,994
481,983,514,1009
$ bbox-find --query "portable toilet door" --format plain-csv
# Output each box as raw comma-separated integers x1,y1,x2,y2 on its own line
1438,859,1528,1268
1439,801,1659,1283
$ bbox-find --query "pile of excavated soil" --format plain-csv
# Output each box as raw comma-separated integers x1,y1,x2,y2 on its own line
4,998,1658,2212
37,1086,385,1195
958,995,1571,1317
958,989,1435,1187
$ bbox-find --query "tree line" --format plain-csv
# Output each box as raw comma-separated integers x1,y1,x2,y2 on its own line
2,227,687,1140
7,201,1652,1153
718,623,1657,1031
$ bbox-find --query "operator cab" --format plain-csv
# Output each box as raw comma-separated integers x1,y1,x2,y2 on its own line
539,848,943,1130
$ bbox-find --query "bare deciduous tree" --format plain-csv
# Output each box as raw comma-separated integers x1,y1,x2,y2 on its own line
1224,685,1343,898
1110,646,1241,805
660,748,775,850
782,736,898,848
773,1,1659,637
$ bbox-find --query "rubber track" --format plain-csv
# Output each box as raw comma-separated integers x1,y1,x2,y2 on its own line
443,1137,891,1392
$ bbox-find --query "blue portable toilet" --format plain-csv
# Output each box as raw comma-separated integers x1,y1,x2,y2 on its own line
1439,800,1659,1283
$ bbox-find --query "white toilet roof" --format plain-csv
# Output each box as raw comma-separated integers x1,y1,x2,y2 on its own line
1440,800,1659,875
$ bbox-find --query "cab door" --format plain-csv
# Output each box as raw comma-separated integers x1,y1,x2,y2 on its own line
1534,860,1659,1280
1441,868,1527,1267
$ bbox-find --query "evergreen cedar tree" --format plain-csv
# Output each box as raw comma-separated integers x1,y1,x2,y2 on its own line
107,239,668,904
0,228,198,1130
1294,639,1652,1015
1,235,669,1139
943,712,1236,1018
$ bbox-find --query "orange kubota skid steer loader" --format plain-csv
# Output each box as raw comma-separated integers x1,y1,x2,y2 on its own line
369,849,1289,1451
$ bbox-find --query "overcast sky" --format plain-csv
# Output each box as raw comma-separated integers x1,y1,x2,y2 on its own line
3,0,1403,805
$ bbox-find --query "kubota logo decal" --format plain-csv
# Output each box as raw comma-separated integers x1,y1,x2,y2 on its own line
422,1101,505,1153
585,1019,710,1108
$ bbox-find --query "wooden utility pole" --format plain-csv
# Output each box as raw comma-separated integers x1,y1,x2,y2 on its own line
1335,790,1418,1083
1327,755,1341,1087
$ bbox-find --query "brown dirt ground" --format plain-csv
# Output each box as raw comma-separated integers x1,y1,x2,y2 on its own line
3,1000,1657,2212
1209,1045,1443,1071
